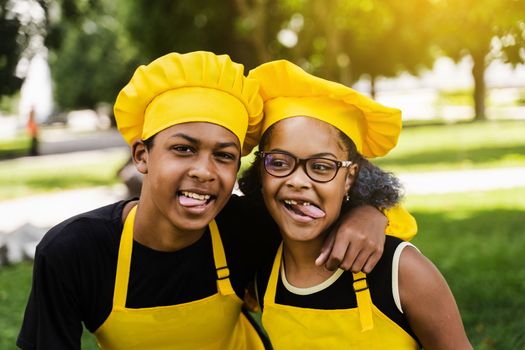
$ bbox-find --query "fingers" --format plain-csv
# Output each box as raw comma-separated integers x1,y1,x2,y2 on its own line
324,229,351,271
320,203,387,272
316,233,335,267
323,228,365,271
362,249,383,273
337,237,384,273
325,254,342,271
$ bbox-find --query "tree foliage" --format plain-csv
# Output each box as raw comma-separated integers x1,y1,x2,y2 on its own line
120,0,286,70
0,0,28,96
51,19,136,109
5,0,525,121
272,0,525,117
261,0,438,97
434,0,525,120
38,0,139,109
343,0,437,96
122,1,238,63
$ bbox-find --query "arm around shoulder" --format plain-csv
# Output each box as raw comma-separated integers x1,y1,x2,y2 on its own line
319,203,418,272
399,246,472,350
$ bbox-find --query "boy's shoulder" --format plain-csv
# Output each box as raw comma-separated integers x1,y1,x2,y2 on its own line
36,200,127,258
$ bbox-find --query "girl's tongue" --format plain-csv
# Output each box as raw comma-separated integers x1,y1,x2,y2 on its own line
179,195,207,207
288,202,326,219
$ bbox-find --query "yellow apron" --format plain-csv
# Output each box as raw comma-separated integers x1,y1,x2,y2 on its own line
95,206,265,349
262,244,420,350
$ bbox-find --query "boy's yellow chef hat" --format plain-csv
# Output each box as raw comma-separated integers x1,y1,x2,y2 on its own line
247,60,401,158
114,51,263,155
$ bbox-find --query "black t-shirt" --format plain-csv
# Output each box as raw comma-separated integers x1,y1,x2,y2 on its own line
17,195,280,350
255,236,418,340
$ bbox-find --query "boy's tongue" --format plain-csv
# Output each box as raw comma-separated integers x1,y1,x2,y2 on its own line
179,195,207,207
290,203,326,219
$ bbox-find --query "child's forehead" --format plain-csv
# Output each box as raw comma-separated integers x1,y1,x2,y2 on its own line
266,117,346,154
158,122,240,146
269,117,341,140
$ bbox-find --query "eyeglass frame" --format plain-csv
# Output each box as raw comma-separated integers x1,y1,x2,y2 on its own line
255,150,353,183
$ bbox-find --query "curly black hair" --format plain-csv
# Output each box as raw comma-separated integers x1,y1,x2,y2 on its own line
348,158,404,210
238,123,403,213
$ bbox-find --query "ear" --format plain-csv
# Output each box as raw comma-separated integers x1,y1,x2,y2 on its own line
344,164,359,193
131,139,148,174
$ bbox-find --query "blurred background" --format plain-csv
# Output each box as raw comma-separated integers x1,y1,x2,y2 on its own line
1,0,524,348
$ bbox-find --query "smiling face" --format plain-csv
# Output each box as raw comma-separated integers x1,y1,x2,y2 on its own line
260,117,357,243
136,122,240,238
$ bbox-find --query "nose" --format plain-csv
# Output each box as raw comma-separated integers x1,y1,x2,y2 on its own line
285,164,311,190
188,154,216,182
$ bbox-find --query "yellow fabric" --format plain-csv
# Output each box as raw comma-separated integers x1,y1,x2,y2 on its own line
352,271,374,331
262,96,365,155
114,51,263,156
94,206,265,350
143,87,248,145
262,244,419,349
384,204,418,241
247,60,401,158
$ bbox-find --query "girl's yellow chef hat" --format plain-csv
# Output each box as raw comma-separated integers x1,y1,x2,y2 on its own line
247,60,401,158
114,51,263,156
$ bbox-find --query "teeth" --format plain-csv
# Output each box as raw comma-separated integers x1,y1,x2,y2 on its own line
182,191,211,201
284,199,311,206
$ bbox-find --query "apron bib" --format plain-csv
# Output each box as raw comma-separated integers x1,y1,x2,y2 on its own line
95,206,265,349
262,244,419,349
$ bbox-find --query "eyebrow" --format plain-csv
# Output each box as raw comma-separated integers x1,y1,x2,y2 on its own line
217,142,240,151
170,133,240,150
171,133,198,143
271,148,338,159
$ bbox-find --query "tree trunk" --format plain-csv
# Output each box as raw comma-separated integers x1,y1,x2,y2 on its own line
232,0,270,65
471,51,487,121
312,0,341,81
370,76,376,99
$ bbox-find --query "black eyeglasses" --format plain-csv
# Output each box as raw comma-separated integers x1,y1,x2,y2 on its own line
256,151,352,183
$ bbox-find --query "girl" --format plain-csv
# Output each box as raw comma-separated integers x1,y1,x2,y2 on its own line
240,60,472,349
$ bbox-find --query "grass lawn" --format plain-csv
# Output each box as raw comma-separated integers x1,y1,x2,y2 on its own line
239,120,525,176
406,187,525,349
1,187,524,349
372,120,525,173
0,262,33,347
0,264,100,349
0,148,129,200
0,134,32,159
1,121,524,201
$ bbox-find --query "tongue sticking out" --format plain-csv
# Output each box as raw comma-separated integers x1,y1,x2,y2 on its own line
289,203,326,219
179,195,207,207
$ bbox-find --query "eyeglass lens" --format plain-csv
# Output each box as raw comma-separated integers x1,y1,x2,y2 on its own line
264,152,340,182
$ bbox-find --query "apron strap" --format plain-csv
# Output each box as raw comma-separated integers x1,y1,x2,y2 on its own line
263,243,283,305
113,205,137,307
113,208,236,307
264,244,374,331
352,271,374,331
209,219,236,296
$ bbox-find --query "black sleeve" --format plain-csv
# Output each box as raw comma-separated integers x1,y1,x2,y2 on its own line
17,201,133,349
17,235,84,349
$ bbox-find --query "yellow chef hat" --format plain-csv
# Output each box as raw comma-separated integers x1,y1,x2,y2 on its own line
114,51,263,155
247,60,401,158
